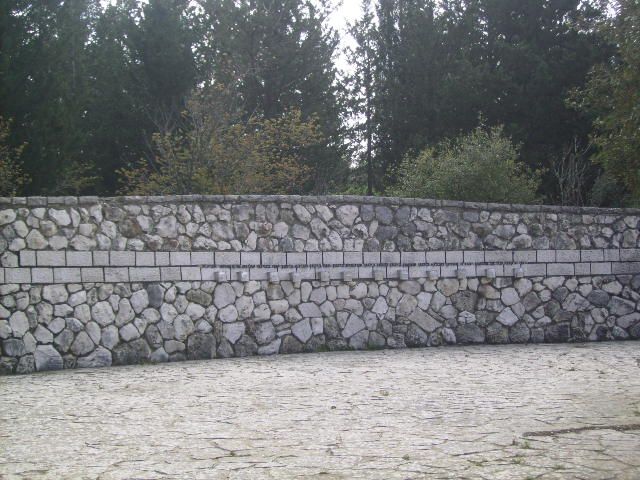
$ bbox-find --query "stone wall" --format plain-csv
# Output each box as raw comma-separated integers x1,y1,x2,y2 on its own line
1,195,638,255
1,195,639,374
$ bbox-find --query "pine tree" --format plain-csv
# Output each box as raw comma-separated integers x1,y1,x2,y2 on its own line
0,0,101,194
346,0,378,194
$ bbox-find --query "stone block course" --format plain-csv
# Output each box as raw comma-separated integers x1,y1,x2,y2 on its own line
53,268,80,283
67,252,92,267
19,251,36,267
111,252,134,266
136,252,155,266
5,251,633,284
37,251,65,267
93,251,110,266
170,252,191,266
547,263,574,276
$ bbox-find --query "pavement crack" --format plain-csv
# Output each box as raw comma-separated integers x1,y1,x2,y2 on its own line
523,424,640,437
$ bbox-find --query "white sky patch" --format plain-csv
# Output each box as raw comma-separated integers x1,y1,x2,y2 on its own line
328,1,363,76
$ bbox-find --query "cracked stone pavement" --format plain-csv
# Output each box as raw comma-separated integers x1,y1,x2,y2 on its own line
1,343,640,479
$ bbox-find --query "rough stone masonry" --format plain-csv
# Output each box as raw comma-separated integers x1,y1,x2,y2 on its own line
0,194,639,374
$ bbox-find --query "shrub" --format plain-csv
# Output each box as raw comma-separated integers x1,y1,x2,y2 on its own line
393,125,541,204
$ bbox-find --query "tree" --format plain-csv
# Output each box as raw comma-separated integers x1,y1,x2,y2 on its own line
548,137,593,206
572,0,640,206
393,124,541,203
85,0,199,193
349,0,609,199
345,0,378,194
84,0,142,194
0,117,29,196
197,0,347,193
373,0,444,187
477,0,609,200
128,0,198,128
0,0,101,194
119,87,323,195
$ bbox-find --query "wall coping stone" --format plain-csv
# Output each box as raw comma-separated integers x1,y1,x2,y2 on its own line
1,194,639,215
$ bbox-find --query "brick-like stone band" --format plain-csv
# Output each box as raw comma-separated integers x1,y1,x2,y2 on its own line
0,248,637,284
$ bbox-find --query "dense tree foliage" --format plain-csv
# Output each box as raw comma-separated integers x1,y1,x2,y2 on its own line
346,0,611,200
571,0,640,206
0,117,29,196
0,0,637,205
196,0,346,192
1,0,342,195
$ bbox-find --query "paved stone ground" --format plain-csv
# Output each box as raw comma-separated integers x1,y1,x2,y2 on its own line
1,343,640,480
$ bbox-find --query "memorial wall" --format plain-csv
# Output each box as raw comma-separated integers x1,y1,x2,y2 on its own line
1,195,638,374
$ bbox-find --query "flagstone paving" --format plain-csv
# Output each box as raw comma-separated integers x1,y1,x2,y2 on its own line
1,343,640,479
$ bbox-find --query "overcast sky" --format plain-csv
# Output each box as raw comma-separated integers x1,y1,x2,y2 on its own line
328,1,363,74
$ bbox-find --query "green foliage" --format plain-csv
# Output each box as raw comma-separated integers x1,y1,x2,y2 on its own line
84,0,199,193
49,160,100,196
588,171,632,208
356,0,609,197
119,87,323,195
0,0,629,204
571,0,640,206
345,0,378,195
197,0,348,193
0,0,101,194
393,125,541,204
0,117,29,196
1,0,346,195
